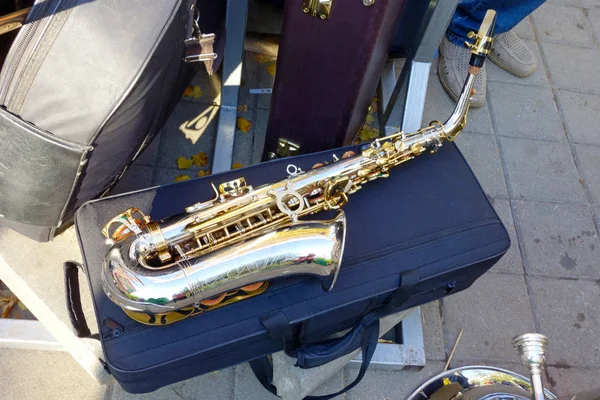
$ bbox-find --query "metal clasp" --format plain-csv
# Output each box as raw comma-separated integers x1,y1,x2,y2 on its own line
184,5,217,64
302,0,333,20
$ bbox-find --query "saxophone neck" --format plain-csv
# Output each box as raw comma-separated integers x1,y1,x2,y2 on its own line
442,9,497,140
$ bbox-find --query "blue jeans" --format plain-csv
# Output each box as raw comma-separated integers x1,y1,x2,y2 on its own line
447,0,546,46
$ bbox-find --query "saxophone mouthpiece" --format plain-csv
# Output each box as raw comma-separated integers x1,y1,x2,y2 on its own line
465,9,497,69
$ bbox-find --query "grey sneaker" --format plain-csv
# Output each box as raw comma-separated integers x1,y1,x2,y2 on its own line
438,36,486,108
489,31,537,77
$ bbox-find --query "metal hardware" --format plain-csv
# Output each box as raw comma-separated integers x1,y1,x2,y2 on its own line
363,0,375,6
100,15,496,325
513,333,549,400
302,0,333,20
0,7,31,36
183,4,217,66
464,10,496,57
268,138,301,160
103,318,123,338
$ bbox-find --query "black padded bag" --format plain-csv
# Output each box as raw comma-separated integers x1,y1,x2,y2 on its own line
0,0,196,241
71,143,510,395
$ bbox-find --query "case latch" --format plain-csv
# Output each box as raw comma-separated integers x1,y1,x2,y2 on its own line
302,0,333,20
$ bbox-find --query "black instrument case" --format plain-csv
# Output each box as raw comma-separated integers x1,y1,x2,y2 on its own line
71,142,510,395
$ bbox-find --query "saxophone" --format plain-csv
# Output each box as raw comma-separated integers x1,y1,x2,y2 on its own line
102,11,496,325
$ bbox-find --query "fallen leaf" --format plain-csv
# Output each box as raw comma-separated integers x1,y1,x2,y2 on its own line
192,152,208,167
232,162,243,170
365,114,376,125
357,125,379,142
197,170,211,177
253,53,274,64
183,85,204,99
177,156,194,170
1,295,17,318
237,105,249,112
266,63,276,77
174,175,191,182
236,117,252,133
17,301,27,311
368,96,378,113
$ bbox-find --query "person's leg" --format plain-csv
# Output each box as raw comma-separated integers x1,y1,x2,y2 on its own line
447,0,546,46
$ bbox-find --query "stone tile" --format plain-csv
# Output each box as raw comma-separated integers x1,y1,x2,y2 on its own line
532,3,596,47
421,300,446,362
529,276,600,368
111,165,154,195
587,8,600,46
541,42,600,94
486,40,550,88
548,0,582,6
594,207,600,231
556,90,600,145
423,77,493,135
546,366,600,395
111,380,182,400
0,348,106,400
442,273,536,362
307,370,345,399
513,201,600,278
156,100,219,169
488,83,564,141
234,363,279,400
345,362,446,400
455,132,508,198
232,109,255,168
189,70,222,106
252,108,269,164
574,145,600,204
513,17,535,40
499,137,585,203
582,0,600,8
152,167,205,186
488,199,524,274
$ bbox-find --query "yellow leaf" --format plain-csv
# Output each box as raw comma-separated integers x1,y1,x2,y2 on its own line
192,152,208,167
357,125,379,142
232,162,243,170
365,114,376,125
237,104,249,112
368,96,378,114
174,175,191,182
197,170,211,177
236,117,252,133
266,63,276,77
253,53,273,64
177,156,194,170
183,85,204,99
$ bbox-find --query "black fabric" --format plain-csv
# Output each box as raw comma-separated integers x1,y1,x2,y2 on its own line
249,357,278,396
64,261,92,338
74,142,510,393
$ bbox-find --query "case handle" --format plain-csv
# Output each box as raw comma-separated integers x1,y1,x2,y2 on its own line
64,261,97,339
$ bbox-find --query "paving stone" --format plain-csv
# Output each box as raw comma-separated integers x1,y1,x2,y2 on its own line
0,348,106,400
111,165,154,195
306,370,345,399
252,108,269,164
488,82,564,141
541,42,600,94
513,17,535,40
556,90,600,145
548,0,582,6
421,300,446,361
442,273,536,362
529,276,600,368
345,362,446,400
111,381,183,400
546,366,600,395
422,77,493,135
581,0,600,9
232,109,255,168
486,40,550,88
513,200,600,278
573,144,600,204
532,3,596,48
239,52,260,110
152,167,205,186
189,70,222,106
455,132,508,199
499,137,585,203
488,198,524,274
156,100,219,168
586,8,600,46
594,207,600,231
234,363,279,400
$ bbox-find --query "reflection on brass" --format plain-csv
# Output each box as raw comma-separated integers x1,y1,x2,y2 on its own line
302,0,333,20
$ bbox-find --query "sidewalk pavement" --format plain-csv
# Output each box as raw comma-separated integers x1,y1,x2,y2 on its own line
2,1,600,399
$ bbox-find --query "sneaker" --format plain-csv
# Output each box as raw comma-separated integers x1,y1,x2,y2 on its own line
488,31,537,77
438,36,486,108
